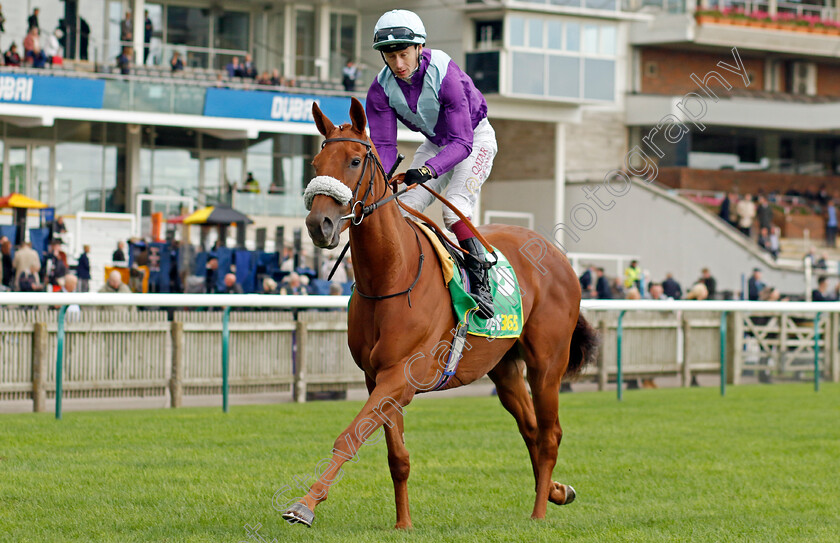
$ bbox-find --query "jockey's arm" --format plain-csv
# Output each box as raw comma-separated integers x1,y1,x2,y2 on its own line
365,83,399,173
423,72,475,178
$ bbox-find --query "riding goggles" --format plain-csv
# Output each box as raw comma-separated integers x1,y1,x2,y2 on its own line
373,26,423,44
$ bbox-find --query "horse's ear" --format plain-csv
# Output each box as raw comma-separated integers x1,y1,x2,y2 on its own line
349,97,367,135
312,101,335,137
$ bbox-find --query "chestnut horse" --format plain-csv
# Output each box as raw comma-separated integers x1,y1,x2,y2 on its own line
284,97,597,529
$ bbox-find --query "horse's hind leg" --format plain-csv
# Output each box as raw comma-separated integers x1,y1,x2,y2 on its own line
490,351,575,513
522,338,575,519
488,354,538,483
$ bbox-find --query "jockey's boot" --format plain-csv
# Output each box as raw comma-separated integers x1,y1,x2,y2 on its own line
459,237,495,320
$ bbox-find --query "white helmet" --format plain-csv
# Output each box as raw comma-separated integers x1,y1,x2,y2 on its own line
372,10,426,52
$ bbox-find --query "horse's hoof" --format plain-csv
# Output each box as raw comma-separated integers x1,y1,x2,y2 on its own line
282,502,315,527
548,481,576,506
563,485,576,505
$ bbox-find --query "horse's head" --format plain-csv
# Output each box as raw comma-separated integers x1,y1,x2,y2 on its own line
305,97,375,249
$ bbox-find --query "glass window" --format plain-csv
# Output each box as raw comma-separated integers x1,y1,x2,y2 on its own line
295,9,316,77
547,21,563,50
509,16,525,47
551,0,582,6
152,149,199,195
103,146,125,213
584,59,615,101
566,22,580,52
528,19,543,48
215,11,249,51
166,6,210,48
330,12,358,80
601,26,616,56
512,52,544,95
548,56,580,99
56,143,104,214
583,25,599,55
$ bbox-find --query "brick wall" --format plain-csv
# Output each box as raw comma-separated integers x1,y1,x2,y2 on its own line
657,167,840,194
640,48,763,95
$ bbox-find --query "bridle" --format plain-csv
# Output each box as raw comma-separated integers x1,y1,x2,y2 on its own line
321,136,408,226
319,136,424,304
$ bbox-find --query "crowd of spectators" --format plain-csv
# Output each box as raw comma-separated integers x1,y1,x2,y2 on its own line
0,7,78,69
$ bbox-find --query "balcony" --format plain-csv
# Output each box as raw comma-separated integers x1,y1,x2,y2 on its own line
628,0,840,57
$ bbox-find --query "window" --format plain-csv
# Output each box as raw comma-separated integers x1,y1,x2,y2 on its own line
505,15,617,102
475,20,503,50
330,12,358,80
295,8,316,77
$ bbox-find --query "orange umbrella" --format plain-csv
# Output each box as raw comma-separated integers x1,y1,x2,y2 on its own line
0,193,48,209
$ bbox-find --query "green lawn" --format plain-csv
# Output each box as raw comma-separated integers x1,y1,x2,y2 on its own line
1,384,838,542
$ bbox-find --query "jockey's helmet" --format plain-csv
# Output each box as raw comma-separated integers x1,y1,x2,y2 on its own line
372,10,426,53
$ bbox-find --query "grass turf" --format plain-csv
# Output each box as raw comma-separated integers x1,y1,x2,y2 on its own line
1,384,838,542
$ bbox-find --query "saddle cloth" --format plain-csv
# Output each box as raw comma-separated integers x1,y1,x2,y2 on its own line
414,222,523,339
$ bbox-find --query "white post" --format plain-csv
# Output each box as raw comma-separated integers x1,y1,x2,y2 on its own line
555,122,566,245
132,0,146,66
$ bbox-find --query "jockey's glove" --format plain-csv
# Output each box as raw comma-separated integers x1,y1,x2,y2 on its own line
404,166,434,186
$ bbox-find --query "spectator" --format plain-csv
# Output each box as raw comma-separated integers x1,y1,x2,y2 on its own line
623,259,641,291
170,51,183,72
735,193,756,237
143,10,152,64
23,27,40,57
700,268,716,299
205,256,219,293
241,53,257,79
579,264,595,298
63,274,78,293
45,241,67,288
756,196,773,233
747,268,765,301
98,270,132,311
329,282,343,296
825,198,837,247
812,276,833,301
28,8,39,33
0,5,5,42
719,192,737,227
757,227,770,252
342,59,359,91
262,277,278,294
320,251,348,284
79,17,90,60
1,237,12,289
243,172,260,193
77,244,91,292
113,241,127,264
270,69,282,86
222,273,244,294
226,56,241,78
624,286,641,300
120,11,132,44
12,242,40,290
279,272,307,295
44,28,61,65
648,282,669,300
268,181,283,194
768,227,780,260
257,71,271,85
759,286,787,302
661,273,682,300
595,267,612,300
685,281,709,301
18,264,42,292
4,42,19,66
117,46,132,75
53,216,67,237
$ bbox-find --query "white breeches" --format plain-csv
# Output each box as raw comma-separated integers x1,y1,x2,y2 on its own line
398,118,497,230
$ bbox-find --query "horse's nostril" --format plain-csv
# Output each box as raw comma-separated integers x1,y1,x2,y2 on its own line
322,216,334,238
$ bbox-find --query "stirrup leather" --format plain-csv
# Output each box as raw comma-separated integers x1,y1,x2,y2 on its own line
459,237,495,319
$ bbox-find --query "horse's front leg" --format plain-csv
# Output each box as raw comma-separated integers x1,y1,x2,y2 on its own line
365,374,412,529
283,369,414,527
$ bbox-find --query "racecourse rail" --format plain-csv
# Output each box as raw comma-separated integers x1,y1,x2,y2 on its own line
0,294,837,419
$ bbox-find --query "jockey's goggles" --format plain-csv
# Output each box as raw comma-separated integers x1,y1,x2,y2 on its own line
373,26,423,45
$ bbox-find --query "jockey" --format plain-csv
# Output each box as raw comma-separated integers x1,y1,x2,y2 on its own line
366,9,498,319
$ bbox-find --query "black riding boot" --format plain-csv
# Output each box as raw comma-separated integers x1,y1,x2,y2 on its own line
459,237,495,320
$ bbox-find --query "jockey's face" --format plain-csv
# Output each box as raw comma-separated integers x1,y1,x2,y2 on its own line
383,45,422,81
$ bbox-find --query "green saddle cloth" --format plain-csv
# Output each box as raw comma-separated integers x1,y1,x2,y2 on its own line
447,249,524,339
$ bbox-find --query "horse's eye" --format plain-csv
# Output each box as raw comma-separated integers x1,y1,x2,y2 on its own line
351,158,362,167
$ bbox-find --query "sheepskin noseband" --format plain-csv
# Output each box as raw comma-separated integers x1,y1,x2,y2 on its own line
303,176,353,211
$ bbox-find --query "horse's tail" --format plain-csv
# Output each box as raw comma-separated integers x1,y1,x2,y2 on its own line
566,313,599,380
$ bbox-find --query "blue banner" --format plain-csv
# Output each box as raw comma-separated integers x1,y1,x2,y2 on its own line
0,74,105,108
203,88,359,125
